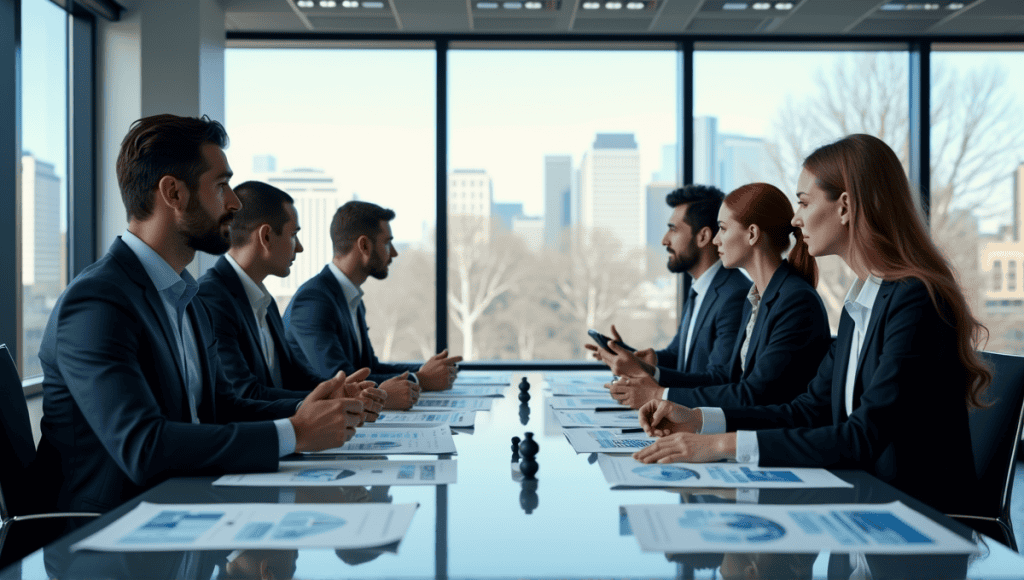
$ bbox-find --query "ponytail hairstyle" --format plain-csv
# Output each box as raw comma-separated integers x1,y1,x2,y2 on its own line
724,182,817,288
802,134,991,408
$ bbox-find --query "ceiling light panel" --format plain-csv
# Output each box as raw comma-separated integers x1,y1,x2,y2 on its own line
473,0,560,9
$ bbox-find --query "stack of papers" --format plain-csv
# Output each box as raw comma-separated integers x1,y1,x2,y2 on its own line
303,425,457,455
420,386,505,397
72,502,418,552
598,455,854,489
563,428,657,453
214,459,456,487
374,410,476,428
548,397,624,409
548,384,611,396
624,501,978,554
412,398,492,411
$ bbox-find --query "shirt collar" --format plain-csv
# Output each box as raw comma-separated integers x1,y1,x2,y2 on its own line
224,254,272,314
327,261,364,312
843,275,884,327
746,283,761,308
691,260,722,298
121,230,198,306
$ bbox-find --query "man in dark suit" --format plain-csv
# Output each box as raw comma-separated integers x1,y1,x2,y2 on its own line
284,201,461,401
196,181,387,418
588,185,748,389
34,114,366,514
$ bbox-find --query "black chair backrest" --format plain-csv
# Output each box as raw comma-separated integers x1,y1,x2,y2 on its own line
0,344,36,519
969,351,1024,517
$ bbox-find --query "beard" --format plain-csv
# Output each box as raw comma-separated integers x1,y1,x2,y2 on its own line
367,250,390,280
666,239,699,274
181,197,233,255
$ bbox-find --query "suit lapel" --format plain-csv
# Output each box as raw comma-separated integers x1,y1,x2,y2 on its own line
687,269,727,368
318,267,365,365
187,302,216,423
832,311,855,422
216,258,271,384
111,240,189,419
741,265,787,375
266,300,291,377
851,281,894,406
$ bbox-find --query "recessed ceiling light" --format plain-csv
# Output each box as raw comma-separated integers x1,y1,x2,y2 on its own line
362,1,385,7
606,1,623,8
723,2,748,9
752,1,771,9
524,1,543,8
582,1,600,8
774,1,793,9
948,2,965,8
881,2,904,9
923,2,939,8
319,0,337,7
626,1,645,8
340,0,358,6
477,1,499,7
296,0,314,7
905,3,924,9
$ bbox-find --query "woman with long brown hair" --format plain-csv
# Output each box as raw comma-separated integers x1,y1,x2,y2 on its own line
608,182,831,410
633,134,990,515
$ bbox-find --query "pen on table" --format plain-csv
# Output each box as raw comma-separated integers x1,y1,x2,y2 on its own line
594,406,632,412
620,428,645,434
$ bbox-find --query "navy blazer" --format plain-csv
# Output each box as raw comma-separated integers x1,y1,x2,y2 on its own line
666,261,831,407
197,256,324,401
722,278,978,515
34,238,296,513
656,265,749,383
284,265,417,385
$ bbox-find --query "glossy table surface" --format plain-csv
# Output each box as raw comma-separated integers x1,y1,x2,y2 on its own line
4,371,1024,579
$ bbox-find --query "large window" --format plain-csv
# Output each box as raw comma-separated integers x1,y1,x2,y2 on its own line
931,47,1024,355
695,48,909,332
225,48,436,362
20,0,69,378
448,48,680,361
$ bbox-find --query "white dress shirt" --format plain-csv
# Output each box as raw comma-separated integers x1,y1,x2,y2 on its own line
121,231,296,457
327,261,365,356
700,275,883,465
225,254,283,390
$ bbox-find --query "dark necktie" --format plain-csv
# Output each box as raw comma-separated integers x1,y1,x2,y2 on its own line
356,302,371,367
677,289,698,372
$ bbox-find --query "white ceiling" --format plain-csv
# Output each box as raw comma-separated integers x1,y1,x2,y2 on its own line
222,0,1024,37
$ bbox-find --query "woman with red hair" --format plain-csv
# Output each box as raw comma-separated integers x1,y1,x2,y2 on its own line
608,182,831,410
633,134,990,515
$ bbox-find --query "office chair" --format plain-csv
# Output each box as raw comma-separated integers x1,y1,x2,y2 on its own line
0,344,98,566
948,351,1024,551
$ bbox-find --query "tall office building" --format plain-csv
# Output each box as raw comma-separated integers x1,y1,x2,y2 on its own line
579,133,644,250
252,154,277,174
21,154,62,289
652,143,677,183
646,182,675,252
718,133,770,194
263,168,342,301
512,215,544,253
544,155,572,249
693,116,718,186
449,169,493,219
980,163,1024,313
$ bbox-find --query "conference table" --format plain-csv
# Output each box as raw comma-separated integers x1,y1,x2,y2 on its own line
4,370,1024,579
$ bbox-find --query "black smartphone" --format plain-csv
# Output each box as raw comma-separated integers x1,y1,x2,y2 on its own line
588,329,635,353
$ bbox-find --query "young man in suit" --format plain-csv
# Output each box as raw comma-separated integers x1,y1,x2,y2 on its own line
196,181,387,417
588,185,749,390
34,114,368,514
284,201,461,399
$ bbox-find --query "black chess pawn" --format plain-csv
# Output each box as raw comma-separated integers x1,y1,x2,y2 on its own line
518,377,531,402
519,478,539,514
518,402,530,426
511,436,521,462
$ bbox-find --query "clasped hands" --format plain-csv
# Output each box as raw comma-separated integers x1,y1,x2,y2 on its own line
631,400,736,464
292,368,384,452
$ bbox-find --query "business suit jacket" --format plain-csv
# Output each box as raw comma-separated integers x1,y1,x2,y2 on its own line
666,261,831,407
655,265,749,384
197,256,324,400
34,238,297,513
721,278,978,515
284,266,417,385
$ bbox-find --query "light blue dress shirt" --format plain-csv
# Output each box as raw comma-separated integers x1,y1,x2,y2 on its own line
120,231,296,456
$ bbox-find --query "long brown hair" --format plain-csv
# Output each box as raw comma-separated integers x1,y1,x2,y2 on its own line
803,134,990,408
724,182,818,287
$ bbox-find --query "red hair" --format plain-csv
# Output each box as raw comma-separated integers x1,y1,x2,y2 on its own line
803,134,990,408
724,182,817,288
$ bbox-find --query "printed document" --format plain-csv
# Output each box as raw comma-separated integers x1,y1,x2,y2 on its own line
411,397,492,411
303,425,456,455
547,384,612,396
213,459,456,487
72,502,418,552
374,410,476,428
598,455,854,489
548,397,624,409
554,409,640,428
624,501,977,554
419,386,506,397
564,428,657,453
